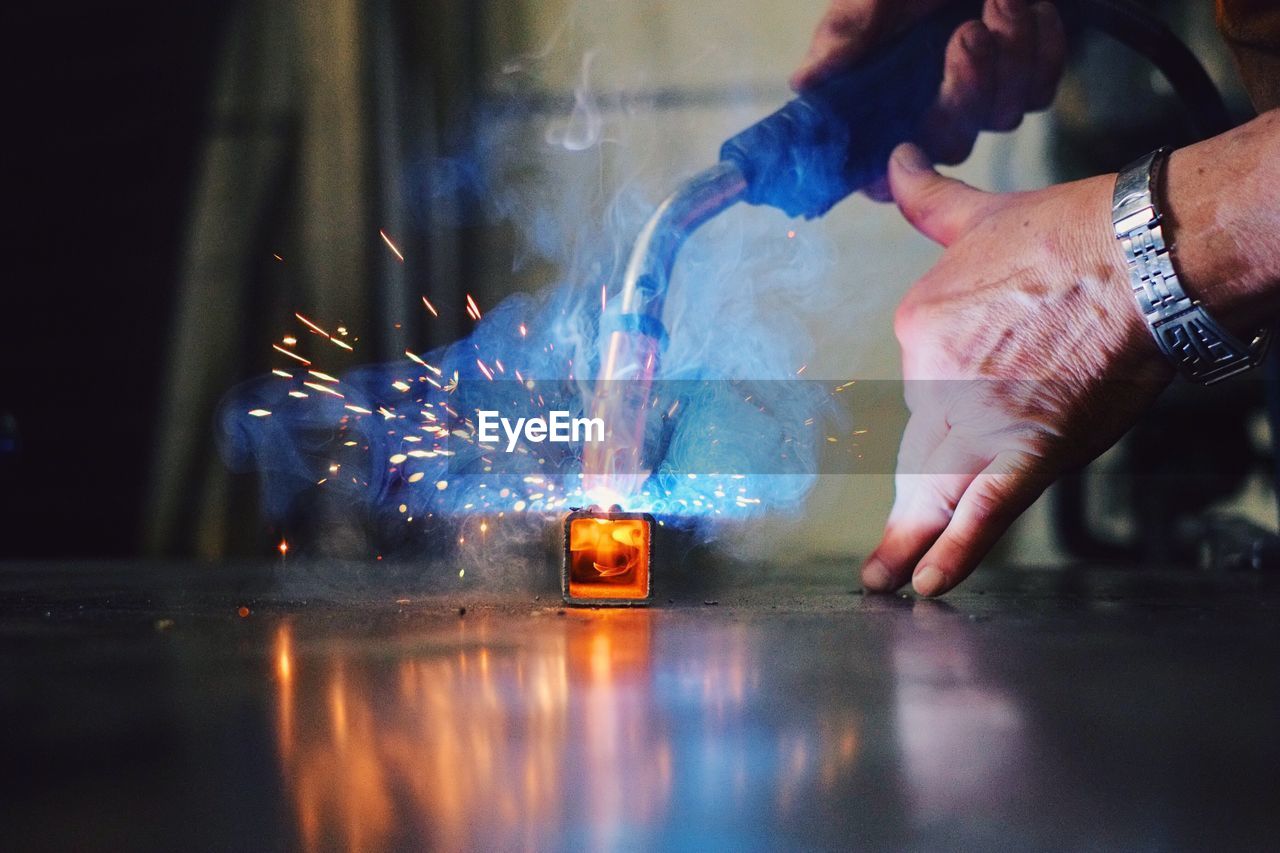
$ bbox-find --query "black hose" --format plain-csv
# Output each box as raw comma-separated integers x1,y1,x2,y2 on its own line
1066,0,1234,139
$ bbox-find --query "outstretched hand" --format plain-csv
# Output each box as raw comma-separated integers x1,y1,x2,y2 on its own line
863,144,1172,596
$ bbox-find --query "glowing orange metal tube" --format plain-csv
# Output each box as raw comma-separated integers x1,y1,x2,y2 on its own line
562,507,654,606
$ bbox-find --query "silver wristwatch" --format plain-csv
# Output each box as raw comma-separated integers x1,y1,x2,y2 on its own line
1112,147,1269,384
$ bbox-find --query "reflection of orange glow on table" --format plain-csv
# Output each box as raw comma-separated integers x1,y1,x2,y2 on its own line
564,512,652,604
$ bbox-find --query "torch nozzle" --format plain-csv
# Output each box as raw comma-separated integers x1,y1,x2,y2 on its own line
584,162,747,499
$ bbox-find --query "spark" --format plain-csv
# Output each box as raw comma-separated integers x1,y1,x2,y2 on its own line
601,284,607,313
392,380,411,392
273,344,312,366
405,350,427,367
279,539,288,556
379,229,405,261
308,370,341,383
465,293,482,321
421,296,438,317
787,230,796,239
272,369,292,379
282,336,297,346
288,391,308,398
303,381,344,398
295,312,331,338
273,253,284,261
344,404,373,414
519,323,527,337
329,337,353,351
248,409,272,417
407,472,425,483
796,364,808,375
436,480,448,491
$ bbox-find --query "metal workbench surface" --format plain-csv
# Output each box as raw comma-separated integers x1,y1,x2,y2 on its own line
2,560,1278,851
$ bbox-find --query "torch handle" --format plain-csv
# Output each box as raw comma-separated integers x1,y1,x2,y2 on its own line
719,0,983,219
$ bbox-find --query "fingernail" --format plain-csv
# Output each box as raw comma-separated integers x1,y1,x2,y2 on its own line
892,144,929,174
913,565,947,597
862,558,894,592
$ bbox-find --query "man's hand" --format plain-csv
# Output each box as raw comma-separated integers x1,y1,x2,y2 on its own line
793,0,1066,171
862,143,1172,597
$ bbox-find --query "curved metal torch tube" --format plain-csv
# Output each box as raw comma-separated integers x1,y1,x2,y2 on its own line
585,162,747,501
613,161,749,334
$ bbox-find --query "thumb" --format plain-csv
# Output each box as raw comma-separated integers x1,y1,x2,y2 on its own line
888,143,996,247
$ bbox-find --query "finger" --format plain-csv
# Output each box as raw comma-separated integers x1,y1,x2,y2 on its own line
983,0,1036,131
886,406,950,505
862,413,949,591
862,429,987,593
920,20,996,165
887,143,999,246
791,2,886,91
911,449,1053,596
1027,1,1066,110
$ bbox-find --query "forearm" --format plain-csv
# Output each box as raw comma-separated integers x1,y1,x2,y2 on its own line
1165,108,1280,333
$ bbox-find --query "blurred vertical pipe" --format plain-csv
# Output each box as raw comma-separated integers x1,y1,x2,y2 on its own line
295,0,371,334
396,0,481,353
148,0,384,556
370,0,410,360
145,0,301,557
451,0,489,350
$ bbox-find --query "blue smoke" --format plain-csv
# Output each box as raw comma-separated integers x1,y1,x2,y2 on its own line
219,41,846,552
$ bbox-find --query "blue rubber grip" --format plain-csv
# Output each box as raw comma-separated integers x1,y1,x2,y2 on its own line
720,1,982,219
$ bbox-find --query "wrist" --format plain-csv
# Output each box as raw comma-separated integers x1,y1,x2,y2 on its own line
1162,109,1280,335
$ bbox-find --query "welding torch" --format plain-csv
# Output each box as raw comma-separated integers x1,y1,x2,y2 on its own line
584,0,1230,501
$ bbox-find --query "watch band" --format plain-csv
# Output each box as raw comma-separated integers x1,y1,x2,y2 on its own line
1112,147,1269,384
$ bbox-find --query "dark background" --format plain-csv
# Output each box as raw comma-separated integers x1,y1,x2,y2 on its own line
4,3,230,557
